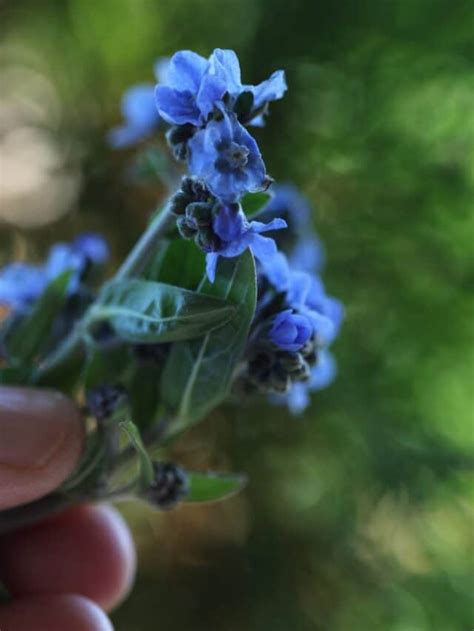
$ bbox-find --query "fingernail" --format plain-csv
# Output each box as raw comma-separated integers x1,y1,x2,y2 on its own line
0,387,80,469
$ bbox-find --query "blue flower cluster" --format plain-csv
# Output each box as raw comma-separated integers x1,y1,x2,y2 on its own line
156,48,288,279
109,48,289,284
107,48,343,414
156,49,286,203
243,186,343,414
0,234,109,312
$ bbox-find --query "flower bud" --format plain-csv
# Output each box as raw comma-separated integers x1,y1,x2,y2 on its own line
181,176,209,201
186,202,213,227
195,226,222,252
86,384,127,421
269,366,291,394
291,359,312,382
278,351,305,372
176,216,198,240
145,462,189,510
169,191,190,216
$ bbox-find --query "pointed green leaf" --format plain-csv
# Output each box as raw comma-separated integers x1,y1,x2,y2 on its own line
89,279,234,344
5,271,72,366
241,191,272,218
83,344,130,391
185,471,248,503
145,238,205,290
161,250,257,430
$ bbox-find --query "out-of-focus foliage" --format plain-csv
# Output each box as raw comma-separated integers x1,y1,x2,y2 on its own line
1,0,473,629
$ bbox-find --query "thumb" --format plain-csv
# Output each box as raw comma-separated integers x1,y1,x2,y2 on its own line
0,387,83,510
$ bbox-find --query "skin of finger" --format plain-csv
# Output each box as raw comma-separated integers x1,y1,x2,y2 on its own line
0,504,136,612
0,388,84,510
0,594,114,631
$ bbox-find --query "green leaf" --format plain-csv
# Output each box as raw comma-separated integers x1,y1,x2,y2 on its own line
145,238,205,290
5,271,72,366
241,191,272,218
128,362,162,432
88,279,235,344
161,249,257,429
185,471,248,503
0,366,31,385
83,344,130,391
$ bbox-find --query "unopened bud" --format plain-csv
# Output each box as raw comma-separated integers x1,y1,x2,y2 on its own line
177,216,198,239
86,384,127,421
186,202,213,227
145,462,189,510
195,226,221,252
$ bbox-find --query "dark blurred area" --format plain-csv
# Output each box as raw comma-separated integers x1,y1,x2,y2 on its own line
1,0,473,629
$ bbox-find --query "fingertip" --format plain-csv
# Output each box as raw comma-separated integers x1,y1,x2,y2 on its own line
0,504,136,612
0,594,113,631
0,387,84,509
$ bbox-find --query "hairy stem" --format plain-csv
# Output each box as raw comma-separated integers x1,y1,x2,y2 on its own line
35,199,176,381
115,199,175,280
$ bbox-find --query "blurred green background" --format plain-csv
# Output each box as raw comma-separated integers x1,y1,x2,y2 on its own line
1,0,473,629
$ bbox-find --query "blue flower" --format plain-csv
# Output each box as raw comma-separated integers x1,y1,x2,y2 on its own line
0,263,48,311
259,184,325,273
155,51,211,126
108,85,161,148
108,59,168,148
287,270,343,346
208,49,287,123
205,205,286,282
0,234,109,312
269,310,312,351
155,48,287,127
188,112,268,202
72,233,109,266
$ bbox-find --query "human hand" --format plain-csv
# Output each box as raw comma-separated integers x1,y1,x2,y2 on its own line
0,387,136,631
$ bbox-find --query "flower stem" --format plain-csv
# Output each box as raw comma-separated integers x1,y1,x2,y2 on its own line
35,199,176,382
114,199,175,281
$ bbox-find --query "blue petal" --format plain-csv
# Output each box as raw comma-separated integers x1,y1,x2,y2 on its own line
187,126,217,179
44,244,84,294
155,85,200,125
73,233,109,265
0,263,46,309
251,70,287,108
209,49,242,93
248,114,266,127
213,206,245,241
196,71,227,120
287,271,312,306
303,307,335,345
250,218,287,234
154,57,170,82
122,85,158,128
166,50,208,91
107,124,147,149
290,235,325,274
108,84,159,148
259,251,291,291
286,383,311,414
309,351,337,390
205,253,219,282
